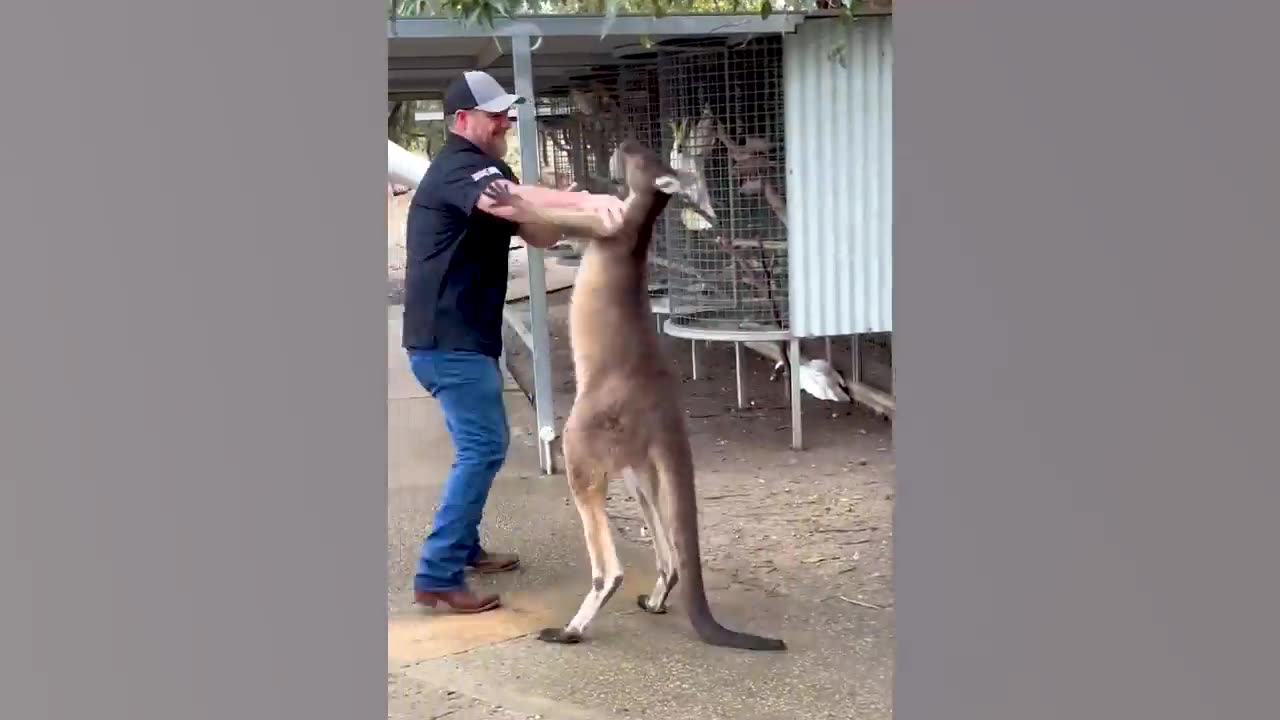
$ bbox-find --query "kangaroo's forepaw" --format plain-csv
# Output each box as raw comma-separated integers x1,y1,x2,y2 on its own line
537,627,582,644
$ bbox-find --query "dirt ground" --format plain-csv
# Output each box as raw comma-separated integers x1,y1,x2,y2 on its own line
388,671,530,720
499,288,896,614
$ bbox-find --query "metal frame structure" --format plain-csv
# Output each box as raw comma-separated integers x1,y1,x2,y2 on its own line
388,10,893,471
387,12,809,38
647,32,801,444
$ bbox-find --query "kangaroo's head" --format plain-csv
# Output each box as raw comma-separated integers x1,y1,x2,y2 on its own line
617,139,681,201
614,140,682,252
616,139,713,227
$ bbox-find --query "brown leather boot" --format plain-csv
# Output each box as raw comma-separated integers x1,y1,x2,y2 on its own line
413,588,501,614
466,549,520,574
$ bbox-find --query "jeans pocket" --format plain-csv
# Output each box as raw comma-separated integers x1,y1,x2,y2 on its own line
406,350,440,395
431,351,501,393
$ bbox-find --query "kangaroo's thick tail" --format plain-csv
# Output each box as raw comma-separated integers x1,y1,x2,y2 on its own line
652,437,788,652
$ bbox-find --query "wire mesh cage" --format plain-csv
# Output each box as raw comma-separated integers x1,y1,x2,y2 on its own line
533,61,665,264
656,36,789,334
535,63,663,193
534,95,578,190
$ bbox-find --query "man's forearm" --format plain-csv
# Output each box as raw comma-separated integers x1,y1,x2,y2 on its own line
506,183,604,210
475,179,625,237
517,222,563,249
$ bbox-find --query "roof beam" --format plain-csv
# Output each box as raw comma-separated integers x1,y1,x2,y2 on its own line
387,55,489,70
388,53,620,71
387,13,808,40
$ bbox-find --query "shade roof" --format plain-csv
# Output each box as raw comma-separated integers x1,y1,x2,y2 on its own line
386,11,882,98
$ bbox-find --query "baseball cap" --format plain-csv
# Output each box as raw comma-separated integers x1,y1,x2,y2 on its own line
444,70,526,115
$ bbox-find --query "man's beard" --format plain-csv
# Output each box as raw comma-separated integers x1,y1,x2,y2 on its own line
486,132,508,159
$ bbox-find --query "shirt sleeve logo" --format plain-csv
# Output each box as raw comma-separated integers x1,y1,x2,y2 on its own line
471,166,502,182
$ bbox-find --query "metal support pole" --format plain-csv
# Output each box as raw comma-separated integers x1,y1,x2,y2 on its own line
512,34,557,475
498,349,510,387
851,334,861,384
734,341,746,409
789,337,803,450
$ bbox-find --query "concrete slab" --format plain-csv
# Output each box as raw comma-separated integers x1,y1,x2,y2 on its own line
404,592,892,720
387,448,661,664
387,303,657,663
387,591,574,665
387,306,428,401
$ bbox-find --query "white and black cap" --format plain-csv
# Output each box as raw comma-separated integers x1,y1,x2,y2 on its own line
444,70,525,115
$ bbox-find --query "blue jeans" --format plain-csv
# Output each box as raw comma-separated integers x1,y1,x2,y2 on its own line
407,349,510,592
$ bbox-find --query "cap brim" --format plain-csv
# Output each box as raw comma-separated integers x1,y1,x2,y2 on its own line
474,94,525,113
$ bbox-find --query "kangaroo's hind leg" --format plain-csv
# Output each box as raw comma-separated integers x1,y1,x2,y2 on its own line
537,435,624,645
623,464,679,614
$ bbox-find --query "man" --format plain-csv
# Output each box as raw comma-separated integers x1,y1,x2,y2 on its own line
402,70,626,614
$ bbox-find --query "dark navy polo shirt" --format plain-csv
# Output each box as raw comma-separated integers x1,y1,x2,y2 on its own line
401,134,520,358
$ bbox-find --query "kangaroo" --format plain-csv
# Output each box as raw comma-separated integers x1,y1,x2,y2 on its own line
482,140,787,652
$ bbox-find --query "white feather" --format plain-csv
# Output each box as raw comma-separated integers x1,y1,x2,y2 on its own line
743,340,785,365
797,358,852,403
669,117,717,231
741,341,853,403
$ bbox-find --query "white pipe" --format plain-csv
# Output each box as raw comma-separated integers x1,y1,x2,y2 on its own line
388,140,430,189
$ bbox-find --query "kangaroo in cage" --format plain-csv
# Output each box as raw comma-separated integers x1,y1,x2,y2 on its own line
481,140,787,652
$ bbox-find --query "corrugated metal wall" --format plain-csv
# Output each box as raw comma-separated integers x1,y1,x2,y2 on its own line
784,15,893,336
